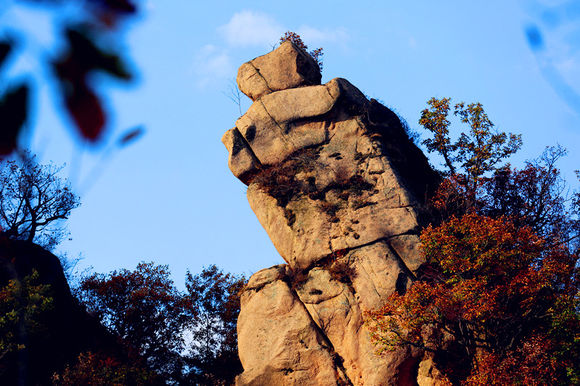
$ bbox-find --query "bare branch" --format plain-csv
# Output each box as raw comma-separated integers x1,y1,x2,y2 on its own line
0,151,79,249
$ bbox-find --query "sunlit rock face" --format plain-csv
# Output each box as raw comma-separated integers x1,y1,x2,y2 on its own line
223,42,442,386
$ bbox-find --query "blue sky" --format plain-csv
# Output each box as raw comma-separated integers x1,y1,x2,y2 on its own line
3,1,579,284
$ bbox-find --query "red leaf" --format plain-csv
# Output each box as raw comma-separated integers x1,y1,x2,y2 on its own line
65,85,105,142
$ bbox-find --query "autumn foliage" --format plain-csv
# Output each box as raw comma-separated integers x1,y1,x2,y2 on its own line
71,263,246,384
367,98,579,385
75,263,186,381
52,351,158,386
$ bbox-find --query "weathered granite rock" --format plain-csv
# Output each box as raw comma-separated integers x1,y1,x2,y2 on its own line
237,41,322,101
221,128,261,184
417,357,449,386
237,265,350,385
224,45,441,385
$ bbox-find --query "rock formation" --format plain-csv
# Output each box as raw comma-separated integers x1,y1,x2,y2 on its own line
222,41,441,385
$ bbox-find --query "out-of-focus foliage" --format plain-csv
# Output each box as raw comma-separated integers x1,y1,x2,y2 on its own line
74,262,247,384
0,270,53,374
279,31,324,71
0,0,140,156
184,264,245,385
524,0,580,115
0,151,80,250
367,98,579,385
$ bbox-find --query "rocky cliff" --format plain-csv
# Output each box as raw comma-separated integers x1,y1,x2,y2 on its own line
222,41,441,385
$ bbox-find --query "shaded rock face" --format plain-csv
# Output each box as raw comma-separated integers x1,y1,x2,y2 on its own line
0,237,124,385
223,43,441,385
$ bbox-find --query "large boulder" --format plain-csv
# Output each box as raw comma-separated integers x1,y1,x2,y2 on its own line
223,45,441,385
237,41,322,101
236,265,349,385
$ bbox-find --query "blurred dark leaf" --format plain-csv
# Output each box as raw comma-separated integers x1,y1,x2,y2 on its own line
89,0,137,14
1,1,140,151
53,27,135,142
0,83,29,156
0,40,13,69
64,85,105,142
118,125,144,146
98,52,132,81
525,24,545,51
65,28,132,81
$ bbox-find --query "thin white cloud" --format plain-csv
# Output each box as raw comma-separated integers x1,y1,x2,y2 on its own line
296,26,350,47
540,25,580,87
193,45,234,87
555,56,577,72
218,11,350,49
198,11,350,86
219,11,284,47
554,54,580,90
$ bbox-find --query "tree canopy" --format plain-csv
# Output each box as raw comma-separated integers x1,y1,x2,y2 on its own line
367,98,579,385
73,262,246,385
75,262,186,382
183,265,245,385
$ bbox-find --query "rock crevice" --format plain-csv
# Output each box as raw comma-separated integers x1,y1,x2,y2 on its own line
223,42,442,385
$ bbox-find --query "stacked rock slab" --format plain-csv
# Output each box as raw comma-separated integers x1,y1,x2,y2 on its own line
222,41,441,385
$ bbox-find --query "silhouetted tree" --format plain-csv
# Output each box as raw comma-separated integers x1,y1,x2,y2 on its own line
0,152,80,250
